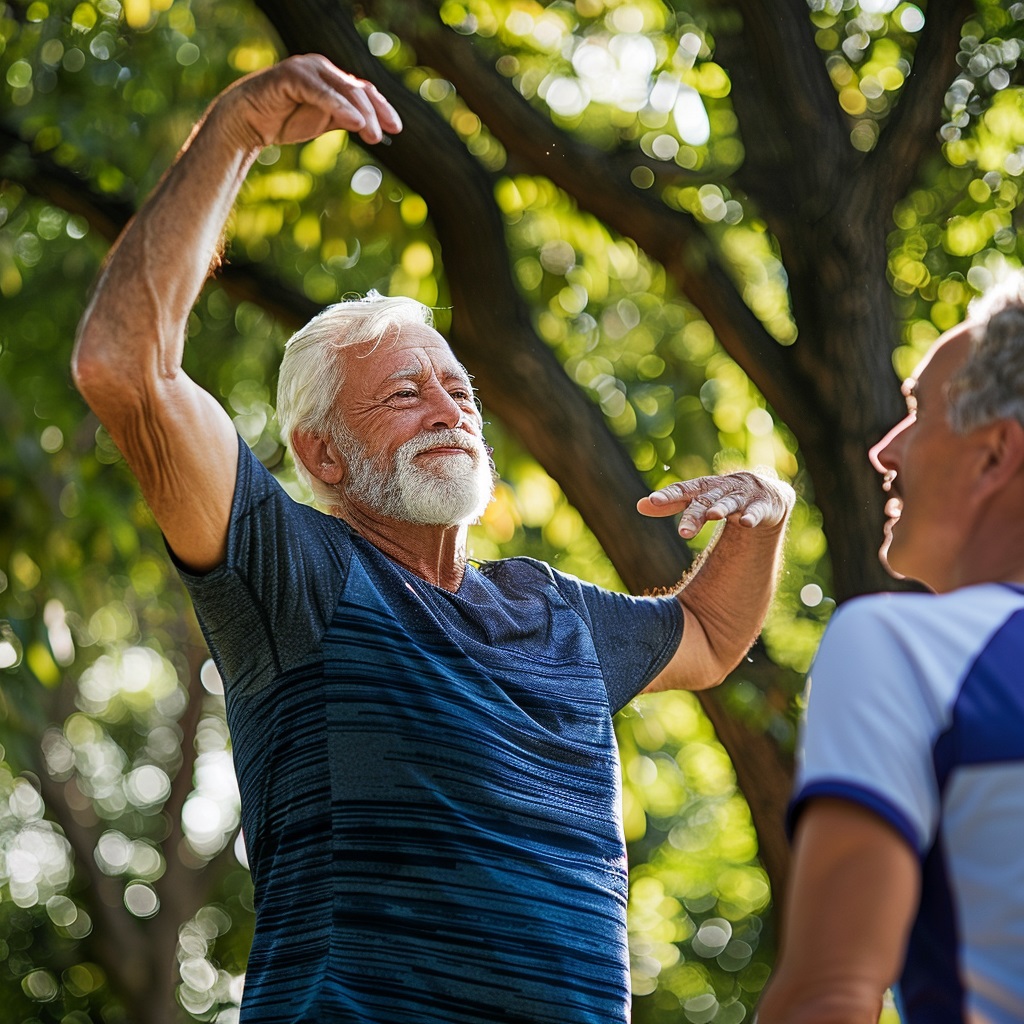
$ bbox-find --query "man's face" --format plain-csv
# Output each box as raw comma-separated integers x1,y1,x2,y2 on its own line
334,323,495,526
868,325,974,591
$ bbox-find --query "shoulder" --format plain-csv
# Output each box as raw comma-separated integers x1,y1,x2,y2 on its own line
478,555,554,576
794,586,1024,851
820,585,1024,667
477,556,560,589
477,557,628,611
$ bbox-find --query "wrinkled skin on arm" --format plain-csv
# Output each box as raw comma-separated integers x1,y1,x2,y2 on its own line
639,472,795,691
72,55,402,572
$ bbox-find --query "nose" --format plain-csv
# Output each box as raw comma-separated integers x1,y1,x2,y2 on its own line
422,381,464,430
869,414,911,476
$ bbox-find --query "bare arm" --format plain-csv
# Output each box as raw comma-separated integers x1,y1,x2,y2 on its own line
757,798,920,1024
639,472,794,691
72,55,401,572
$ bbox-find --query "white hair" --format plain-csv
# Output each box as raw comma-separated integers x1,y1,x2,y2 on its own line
276,292,434,504
950,273,1024,433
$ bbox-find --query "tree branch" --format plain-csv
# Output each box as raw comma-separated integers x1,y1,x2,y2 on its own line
863,0,975,213
727,0,850,167
386,0,822,436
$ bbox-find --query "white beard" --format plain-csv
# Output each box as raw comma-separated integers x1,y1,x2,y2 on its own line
344,428,495,526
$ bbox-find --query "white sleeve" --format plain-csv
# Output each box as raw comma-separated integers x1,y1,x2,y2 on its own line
792,595,948,854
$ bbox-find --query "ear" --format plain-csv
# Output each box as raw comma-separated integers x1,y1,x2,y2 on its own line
291,429,347,486
976,418,1024,494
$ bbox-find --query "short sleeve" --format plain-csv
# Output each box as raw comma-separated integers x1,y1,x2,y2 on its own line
172,437,351,694
790,596,947,854
556,573,683,713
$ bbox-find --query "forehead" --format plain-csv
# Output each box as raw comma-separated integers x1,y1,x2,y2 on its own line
342,322,468,387
907,323,972,399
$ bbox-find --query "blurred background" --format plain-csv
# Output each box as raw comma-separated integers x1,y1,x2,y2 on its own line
1,0,1019,1020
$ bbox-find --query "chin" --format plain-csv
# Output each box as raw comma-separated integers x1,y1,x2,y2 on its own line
878,521,904,579
881,556,906,581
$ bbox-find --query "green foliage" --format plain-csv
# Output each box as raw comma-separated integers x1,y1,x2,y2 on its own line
3,0,1024,1021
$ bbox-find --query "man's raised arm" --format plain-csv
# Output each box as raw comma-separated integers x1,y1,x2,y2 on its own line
72,55,401,572
638,472,795,691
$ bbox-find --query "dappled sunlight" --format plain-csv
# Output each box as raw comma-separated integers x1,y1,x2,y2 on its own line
182,710,241,860
619,690,771,1021
177,905,247,1019
5,0,1024,1020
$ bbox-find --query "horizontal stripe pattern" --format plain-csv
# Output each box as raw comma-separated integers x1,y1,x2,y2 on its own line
180,441,683,1023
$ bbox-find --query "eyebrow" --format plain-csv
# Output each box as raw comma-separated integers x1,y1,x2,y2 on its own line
384,365,474,388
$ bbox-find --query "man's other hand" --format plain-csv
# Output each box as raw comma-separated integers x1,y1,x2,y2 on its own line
637,472,795,540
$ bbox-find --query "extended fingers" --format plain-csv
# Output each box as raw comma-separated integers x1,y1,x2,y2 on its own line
638,480,730,539
636,480,700,517
315,59,402,143
240,54,402,147
638,472,794,538
737,499,771,528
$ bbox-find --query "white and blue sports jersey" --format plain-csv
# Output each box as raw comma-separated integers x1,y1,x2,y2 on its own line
791,583,1024,1024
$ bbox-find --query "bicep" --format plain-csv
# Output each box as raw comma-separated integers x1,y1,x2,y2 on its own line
90,371,238,572
758,798,920,1024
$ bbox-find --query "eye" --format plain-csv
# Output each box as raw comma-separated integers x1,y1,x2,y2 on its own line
385,388,419,405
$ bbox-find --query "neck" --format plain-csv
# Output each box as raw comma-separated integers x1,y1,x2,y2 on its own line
934,499,1024,593
943,552,1024,593
333,497,469,592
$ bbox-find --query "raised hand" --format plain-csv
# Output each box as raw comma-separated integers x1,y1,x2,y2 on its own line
637,472,795,540
217,53,402,150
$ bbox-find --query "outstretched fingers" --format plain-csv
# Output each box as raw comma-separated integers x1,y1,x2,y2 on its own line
637,472,794,539
315,58,402,143
230,54,402,149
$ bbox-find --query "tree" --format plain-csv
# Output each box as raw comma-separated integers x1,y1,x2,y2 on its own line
2,0,1023,1020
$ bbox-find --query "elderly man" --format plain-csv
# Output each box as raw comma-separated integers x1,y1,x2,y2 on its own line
73,56,793,1024
757,280,1024,1024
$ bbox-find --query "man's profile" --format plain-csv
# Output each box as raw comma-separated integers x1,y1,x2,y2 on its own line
758,276,1024,1024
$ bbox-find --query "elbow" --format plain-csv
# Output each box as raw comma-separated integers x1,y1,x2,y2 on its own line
71,346,105,401
72,317,113,398
678,605,747,690
71,344,122,413
72,320,150,413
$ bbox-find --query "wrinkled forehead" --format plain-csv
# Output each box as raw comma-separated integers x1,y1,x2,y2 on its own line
342,321,471,386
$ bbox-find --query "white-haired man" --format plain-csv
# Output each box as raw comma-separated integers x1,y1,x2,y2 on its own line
73,56,793,1023
757,280,1024,1024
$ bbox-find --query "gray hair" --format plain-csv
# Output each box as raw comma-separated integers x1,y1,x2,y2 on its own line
949,273,1024,433
276,291,434,503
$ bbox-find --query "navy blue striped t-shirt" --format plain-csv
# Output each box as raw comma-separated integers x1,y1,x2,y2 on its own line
176,436,683,1023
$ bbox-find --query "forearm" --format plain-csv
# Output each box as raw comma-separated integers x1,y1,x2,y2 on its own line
757,801,918,1024
640,471,793,691
73,57,401,410
676,512,787,672
73,96,259,399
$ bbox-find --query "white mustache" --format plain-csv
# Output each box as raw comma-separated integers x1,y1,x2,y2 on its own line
401,430,484,459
